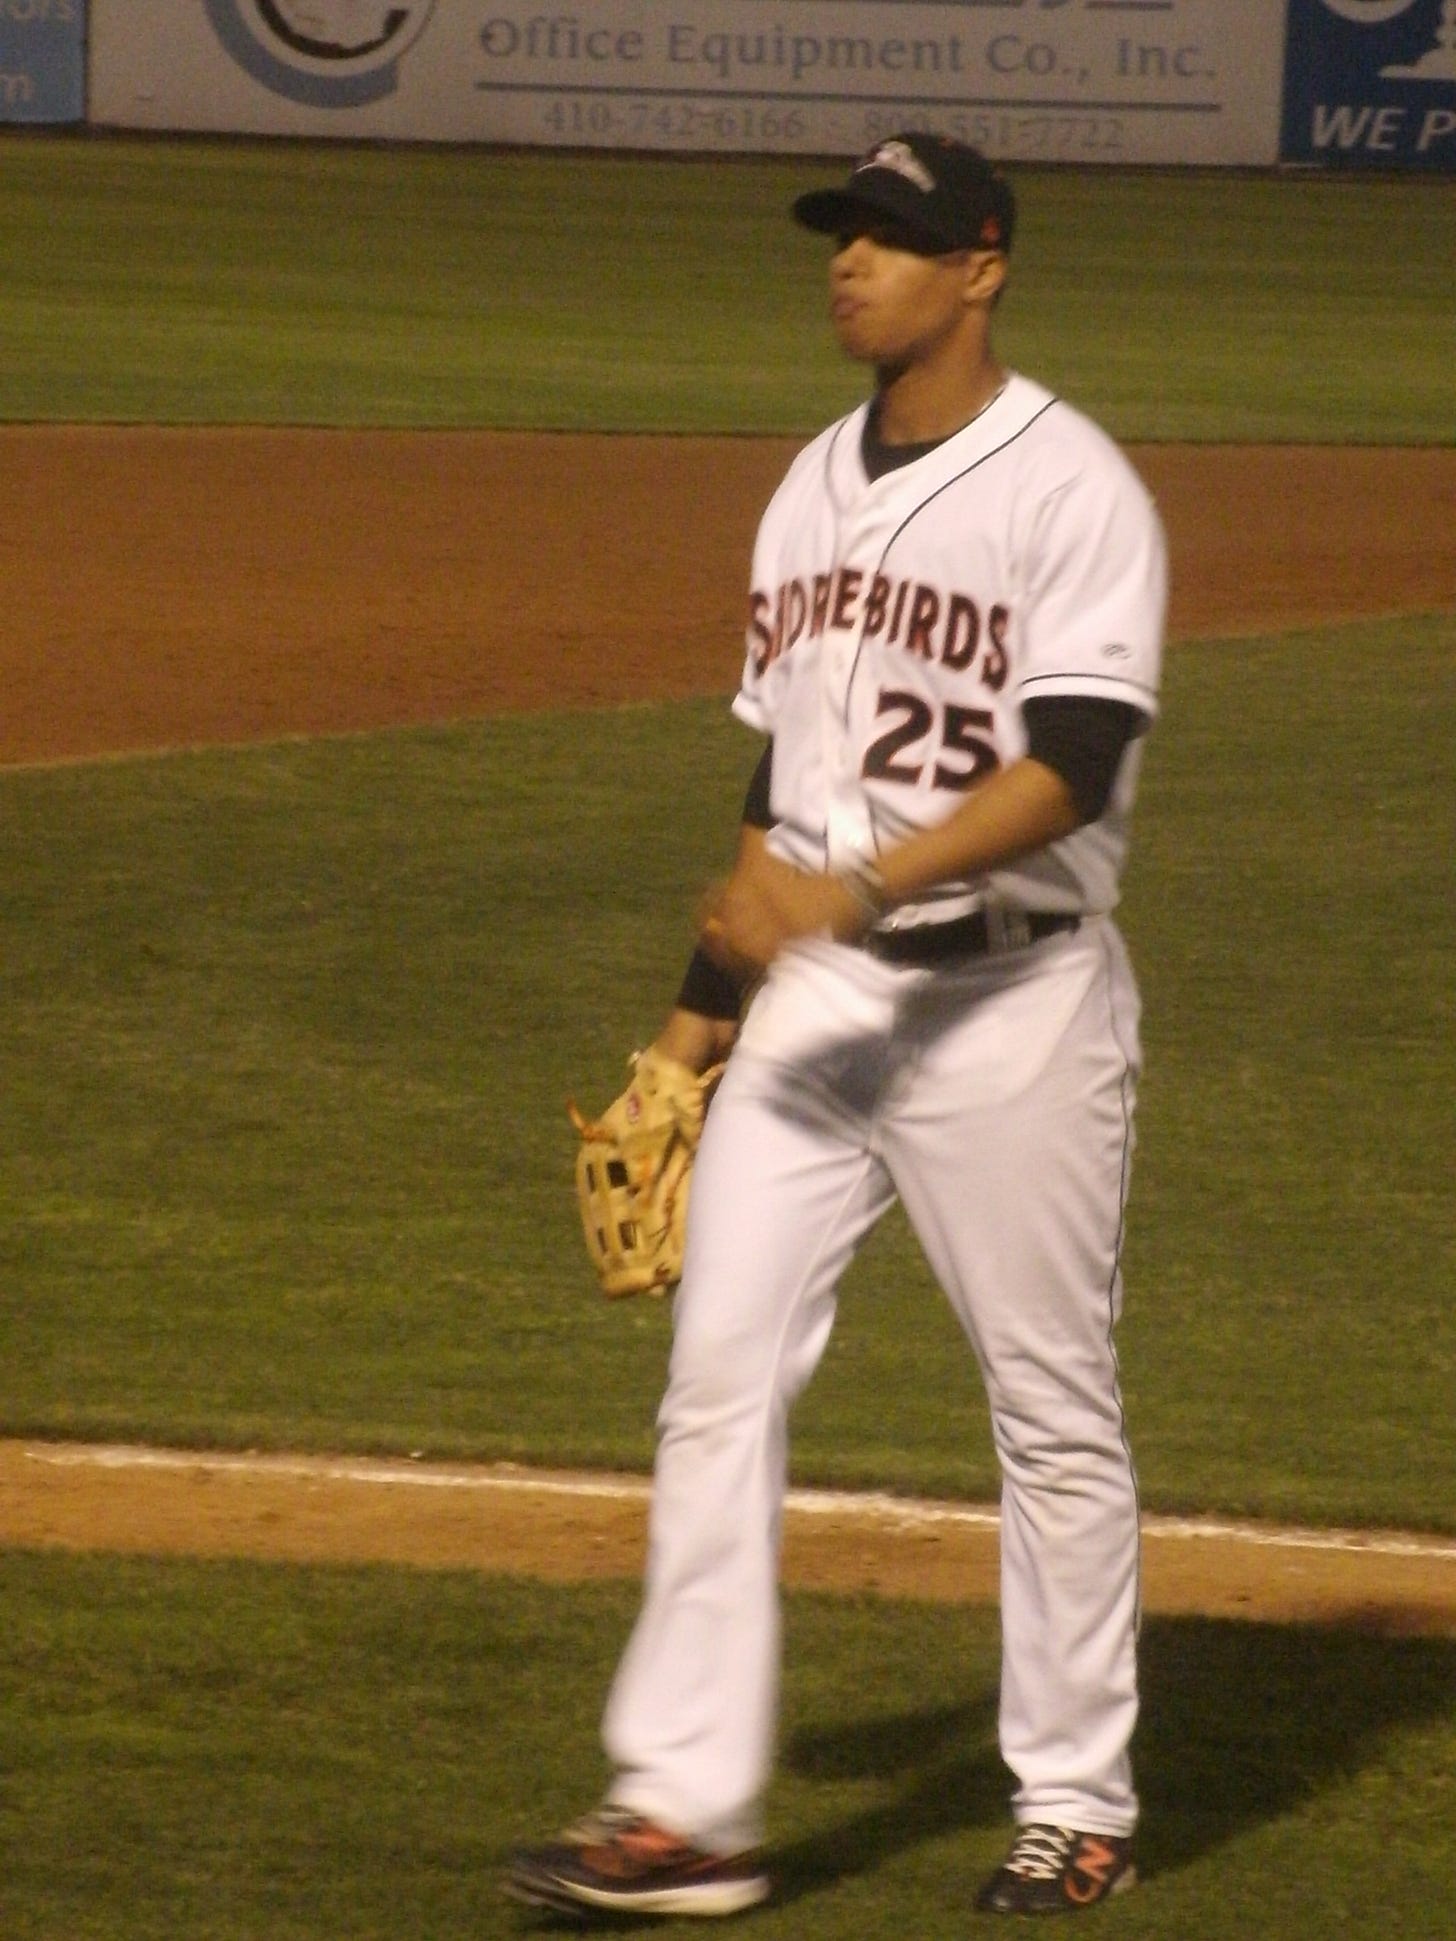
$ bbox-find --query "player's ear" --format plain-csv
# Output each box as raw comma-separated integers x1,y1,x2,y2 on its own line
963,249,1008,308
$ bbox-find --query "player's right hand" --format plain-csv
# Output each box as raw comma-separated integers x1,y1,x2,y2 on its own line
700,855,867,975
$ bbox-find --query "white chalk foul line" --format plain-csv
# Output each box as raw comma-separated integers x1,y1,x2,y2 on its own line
21,1441,1456,1565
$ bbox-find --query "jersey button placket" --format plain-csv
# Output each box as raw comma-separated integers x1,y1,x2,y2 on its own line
823,590,878,876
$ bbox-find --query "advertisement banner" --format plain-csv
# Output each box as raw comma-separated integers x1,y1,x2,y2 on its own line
1,0,85,124
1282,0,1456,168
89,1,1286,167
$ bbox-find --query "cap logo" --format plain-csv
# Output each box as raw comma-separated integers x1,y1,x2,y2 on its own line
860,140,936,194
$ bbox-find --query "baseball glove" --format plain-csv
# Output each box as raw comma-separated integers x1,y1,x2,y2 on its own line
568,1048,725,1298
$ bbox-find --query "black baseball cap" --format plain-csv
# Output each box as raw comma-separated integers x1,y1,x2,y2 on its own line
793,133,1015,256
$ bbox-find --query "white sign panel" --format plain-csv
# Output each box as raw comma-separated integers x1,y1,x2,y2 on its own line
91,1,1286,166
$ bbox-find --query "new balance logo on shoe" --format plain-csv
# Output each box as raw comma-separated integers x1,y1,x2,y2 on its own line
975,1824,1136,1915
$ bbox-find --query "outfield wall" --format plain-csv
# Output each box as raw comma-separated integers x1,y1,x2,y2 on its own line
86,0,1285,167
8,2,1456,170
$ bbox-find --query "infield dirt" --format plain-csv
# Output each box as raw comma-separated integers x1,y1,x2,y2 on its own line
4,430,1454,765
2,427,1453,1634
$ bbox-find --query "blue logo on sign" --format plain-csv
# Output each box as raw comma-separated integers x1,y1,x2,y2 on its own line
1283,0,1456,167
203,1,437,108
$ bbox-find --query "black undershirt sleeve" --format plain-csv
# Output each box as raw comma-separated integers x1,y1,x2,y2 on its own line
1022,696,1149,823
674,739,775,1020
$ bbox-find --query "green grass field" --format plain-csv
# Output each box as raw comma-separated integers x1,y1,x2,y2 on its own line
4,1553,1455,1941
2,132,1454,438
1,132,1454,1941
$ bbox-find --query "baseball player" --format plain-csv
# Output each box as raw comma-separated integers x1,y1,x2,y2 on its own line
509,133,1166,1919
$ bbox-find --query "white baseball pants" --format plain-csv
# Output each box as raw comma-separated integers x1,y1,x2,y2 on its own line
603,919,1143,1853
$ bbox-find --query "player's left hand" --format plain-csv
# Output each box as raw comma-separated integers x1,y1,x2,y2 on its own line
700,853,866,975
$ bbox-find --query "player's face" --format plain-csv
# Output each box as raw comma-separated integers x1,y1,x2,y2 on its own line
828,222,1001,371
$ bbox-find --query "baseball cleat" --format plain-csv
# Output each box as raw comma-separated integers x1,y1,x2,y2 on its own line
504,1805,770,1918
975,1824,1135,1915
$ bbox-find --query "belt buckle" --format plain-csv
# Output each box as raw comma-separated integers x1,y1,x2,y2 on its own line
984,906,1032,954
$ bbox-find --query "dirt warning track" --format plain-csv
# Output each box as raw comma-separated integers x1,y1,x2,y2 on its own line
5,1442,1455,1637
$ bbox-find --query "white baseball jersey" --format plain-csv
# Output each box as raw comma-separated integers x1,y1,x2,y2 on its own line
734,373,1167,923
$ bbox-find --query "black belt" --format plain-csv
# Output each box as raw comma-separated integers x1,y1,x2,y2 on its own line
860,909,1081,967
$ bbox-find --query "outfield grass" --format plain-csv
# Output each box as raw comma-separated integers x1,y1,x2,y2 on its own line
2,132,1453,438
2,613,1452,1530
2,1551,1454,1941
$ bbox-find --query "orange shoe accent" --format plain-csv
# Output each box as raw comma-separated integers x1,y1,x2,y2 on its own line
1064,1834,1123,1905
585,1821,692,1880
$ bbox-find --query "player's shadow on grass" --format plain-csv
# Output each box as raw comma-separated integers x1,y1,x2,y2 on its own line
771,1694,1005,1904
1132,1615,1456,1885
769,1615,1456,1903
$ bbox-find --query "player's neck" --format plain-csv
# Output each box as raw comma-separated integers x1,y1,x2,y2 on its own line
872,354,1009,448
